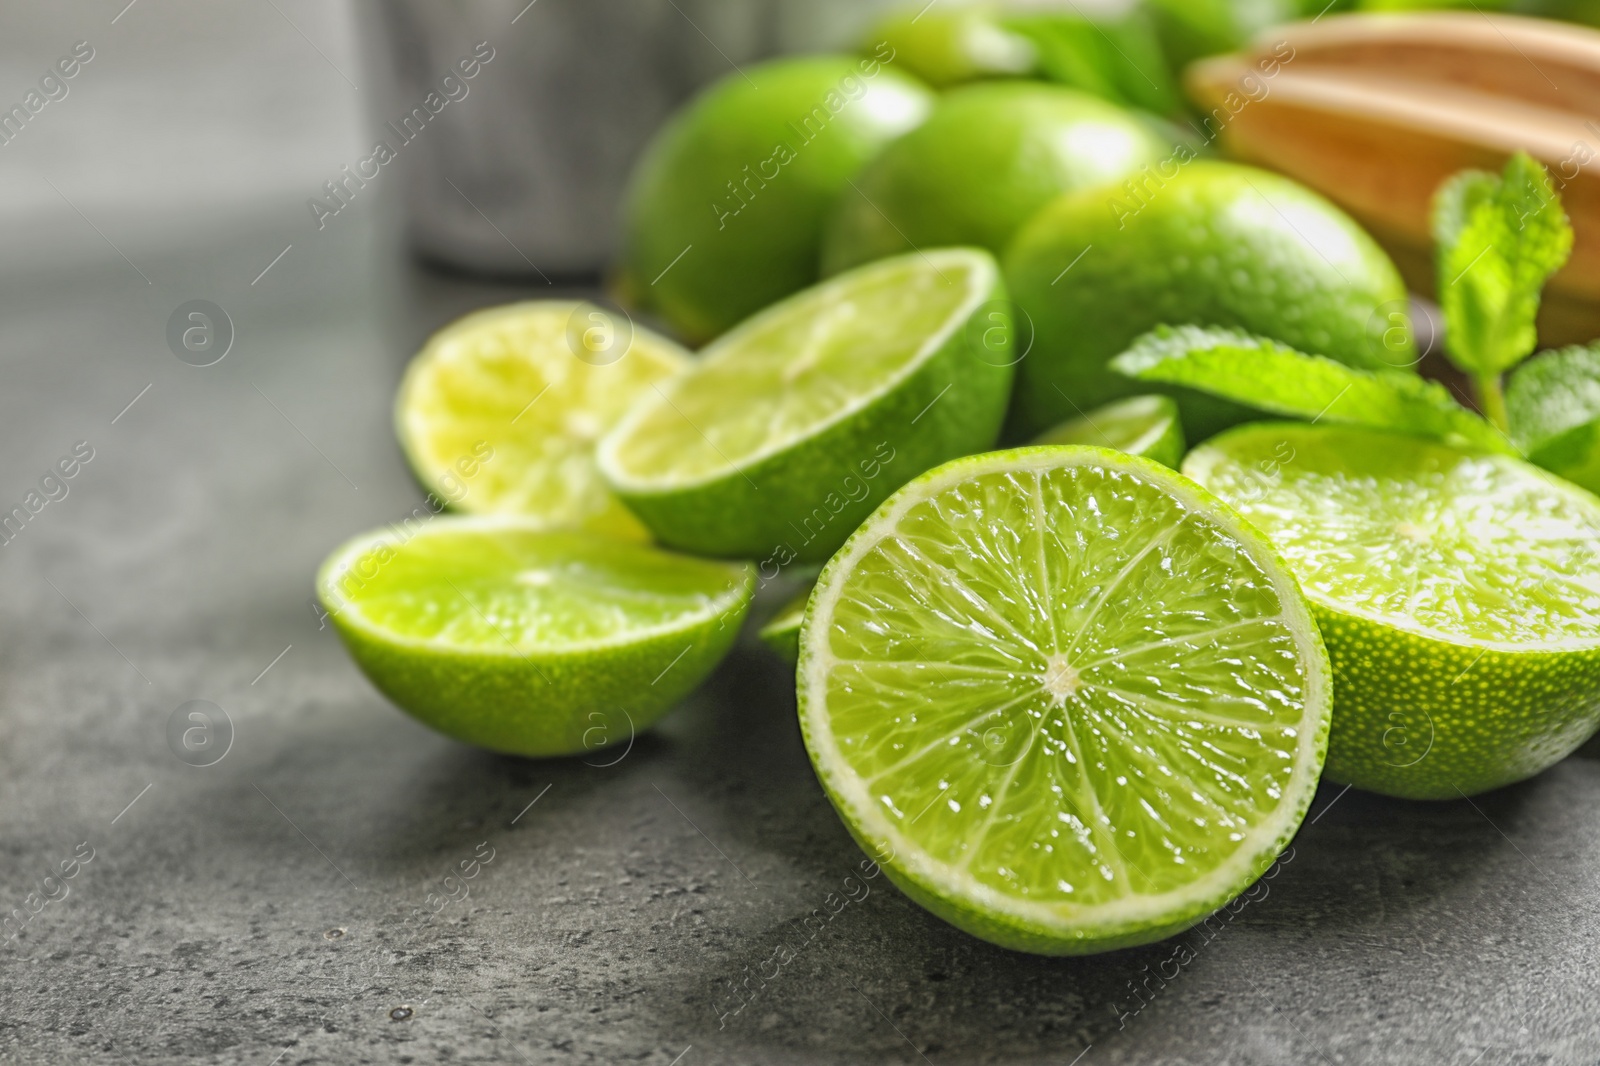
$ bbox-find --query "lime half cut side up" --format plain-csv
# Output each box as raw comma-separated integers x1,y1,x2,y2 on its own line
1186,424,1600,798
318,516,754,757
798,446,1331,954
396,301,690,540
599,248,1015,563
1031,394,1184,468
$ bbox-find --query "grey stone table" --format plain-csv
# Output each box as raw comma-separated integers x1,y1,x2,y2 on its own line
4,4,1600,1065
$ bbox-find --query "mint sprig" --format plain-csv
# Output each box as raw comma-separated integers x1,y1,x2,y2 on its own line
1110,324,1514,454
1432,151,1573,430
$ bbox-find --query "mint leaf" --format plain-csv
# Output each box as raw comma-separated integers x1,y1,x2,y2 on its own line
1110,324,1515,454
1003,10,1181,116
1433,152,1573,379
1507,343,1600,454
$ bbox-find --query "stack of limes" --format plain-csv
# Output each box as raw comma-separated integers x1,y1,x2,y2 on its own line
312,19,1600,964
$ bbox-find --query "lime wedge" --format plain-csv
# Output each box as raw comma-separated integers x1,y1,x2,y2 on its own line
396,301,689,540
598,249,1014,562
799,446,1331,954
1185,423,1600,798
317,516,753,757
1508,342,1600,495
758,585,811,664
1031,394,1184,468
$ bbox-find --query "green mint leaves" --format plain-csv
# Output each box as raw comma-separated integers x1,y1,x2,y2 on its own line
1505,343,1600,494
1432,152,1573,386
1110,324,1514,454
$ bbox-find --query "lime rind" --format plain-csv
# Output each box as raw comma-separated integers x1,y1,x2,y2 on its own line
317,515,755,756
598,249,1015,562
1030,394,1184,467
602,249,999,493
1185,423,1600,798
798,446,1331,953
395,300,690,539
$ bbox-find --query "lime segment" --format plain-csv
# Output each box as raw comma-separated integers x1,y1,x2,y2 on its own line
1031,394,1184,467
1185,423,1600,797
396,301,689,539
799,446,1331,953
318,517,754,757
599,249,1015,562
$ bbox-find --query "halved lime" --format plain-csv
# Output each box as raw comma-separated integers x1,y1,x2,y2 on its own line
758,585,811,665
317,516,754,757
598,249,1015,563
1185,423,1600,798
798,446,1331,954
395,301,690,540
1031,394,1184,468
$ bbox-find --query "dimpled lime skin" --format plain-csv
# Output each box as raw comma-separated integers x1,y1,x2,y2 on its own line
317,534,754,758
1185,424,1600,800
623,55,933,343
820,82,1174,275
328,608,745,756
1313,605,1600,799
1003,160,1414,441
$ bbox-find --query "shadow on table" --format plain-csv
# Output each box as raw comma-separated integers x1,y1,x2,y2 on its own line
632,662,1567,1063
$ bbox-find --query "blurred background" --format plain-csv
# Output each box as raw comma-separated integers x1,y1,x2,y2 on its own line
5,2,1600,1064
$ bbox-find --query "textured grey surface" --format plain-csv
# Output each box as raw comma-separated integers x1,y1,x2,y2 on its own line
4,3,1600,1065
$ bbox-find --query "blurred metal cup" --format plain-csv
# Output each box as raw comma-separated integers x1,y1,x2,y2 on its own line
356,0,899,279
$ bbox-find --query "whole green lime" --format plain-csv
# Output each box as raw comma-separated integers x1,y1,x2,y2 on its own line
1004,160,1416,441
821,82,1176,275
1146,0,1305,69
623,55,933,344
862,5,1035,89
